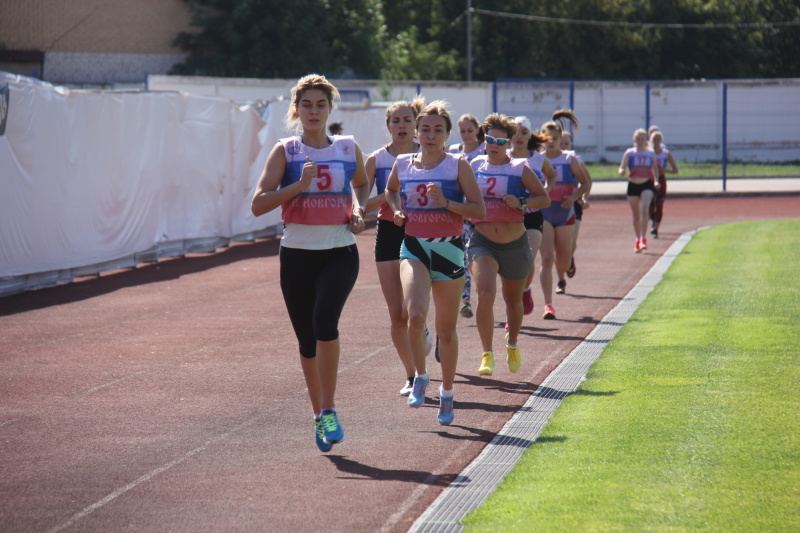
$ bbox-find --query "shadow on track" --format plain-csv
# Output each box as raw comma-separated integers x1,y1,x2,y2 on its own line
0,238,281,316
326,455,461,485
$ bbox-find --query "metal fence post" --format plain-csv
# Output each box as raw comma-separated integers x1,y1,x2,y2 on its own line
722,82,728,191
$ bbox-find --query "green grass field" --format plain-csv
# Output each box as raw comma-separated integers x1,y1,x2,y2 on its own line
462,219,800,531
586,162,800,180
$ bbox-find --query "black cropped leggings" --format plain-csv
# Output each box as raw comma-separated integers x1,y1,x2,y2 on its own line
279,244,359,358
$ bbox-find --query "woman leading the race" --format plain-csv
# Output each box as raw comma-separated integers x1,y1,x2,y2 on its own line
251,74,369,453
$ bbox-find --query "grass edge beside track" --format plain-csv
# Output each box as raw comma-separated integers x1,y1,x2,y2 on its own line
461,219,800,532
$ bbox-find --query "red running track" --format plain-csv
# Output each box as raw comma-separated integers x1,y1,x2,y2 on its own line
1,196,797,532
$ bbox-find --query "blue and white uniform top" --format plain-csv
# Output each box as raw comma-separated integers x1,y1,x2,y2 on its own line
396,152,464,239
448,143,485,163
469,155,527,224
654,148,670,175
372,146,407,222
279,135,357,249
524,151,547,183
547,151,580,203
625,148,656,181
523,150,548,213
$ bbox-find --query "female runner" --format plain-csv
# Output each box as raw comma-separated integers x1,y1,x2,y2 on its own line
648,130,678,238
558,130,592,287
385,101,485,425
508,116,556,316
468,114,550,377
539,111,590,320
251,74,370,453
619,128,659,252
364,96,430,396
448,114,485,318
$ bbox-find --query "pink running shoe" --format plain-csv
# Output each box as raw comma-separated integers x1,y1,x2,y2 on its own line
522,288,534,315
634,238,642,253
543,304,556,320
640,237,648,250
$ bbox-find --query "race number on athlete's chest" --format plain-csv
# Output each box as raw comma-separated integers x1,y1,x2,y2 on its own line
307,162,347,194
477,174,510,198
403,180,440,209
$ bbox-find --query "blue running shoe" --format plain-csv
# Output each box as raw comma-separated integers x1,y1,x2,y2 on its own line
408,375,430,407
321,409,345,444
315,418,333,452
438,395,454,425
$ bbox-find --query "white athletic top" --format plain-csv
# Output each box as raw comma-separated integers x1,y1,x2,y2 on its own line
448,143,485,162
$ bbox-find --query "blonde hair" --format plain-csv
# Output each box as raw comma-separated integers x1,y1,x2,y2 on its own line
633,128,648,142
284,74,340,131
416,100,453,133
385,95,426,125
481,113,518,138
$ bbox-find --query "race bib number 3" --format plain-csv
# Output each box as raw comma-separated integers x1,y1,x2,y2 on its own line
308,163,346,193
403,181,438,209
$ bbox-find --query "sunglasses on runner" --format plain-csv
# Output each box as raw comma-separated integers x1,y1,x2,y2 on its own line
485,135,511,146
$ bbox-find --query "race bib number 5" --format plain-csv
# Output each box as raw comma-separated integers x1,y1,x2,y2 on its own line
308,163,346,193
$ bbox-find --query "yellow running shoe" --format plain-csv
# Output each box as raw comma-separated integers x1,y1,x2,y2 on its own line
505,332,521,373
478,352,495,376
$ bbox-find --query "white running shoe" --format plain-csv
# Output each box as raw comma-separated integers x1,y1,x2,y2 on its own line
399,377,414,396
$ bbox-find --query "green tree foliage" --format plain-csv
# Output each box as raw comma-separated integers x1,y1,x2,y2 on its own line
171,0,386,78
172,0,798,81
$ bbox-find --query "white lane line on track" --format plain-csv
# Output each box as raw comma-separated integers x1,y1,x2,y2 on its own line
43,339,393,532
45,412,266,533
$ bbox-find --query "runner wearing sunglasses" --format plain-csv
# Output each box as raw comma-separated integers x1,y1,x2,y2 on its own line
466,114,550,377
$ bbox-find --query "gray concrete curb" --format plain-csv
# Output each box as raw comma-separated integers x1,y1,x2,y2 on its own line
408,229,701,532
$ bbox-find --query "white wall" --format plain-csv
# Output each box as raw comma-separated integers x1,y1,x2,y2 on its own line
148,75,495,154
0,73,280,296
148,75,800,163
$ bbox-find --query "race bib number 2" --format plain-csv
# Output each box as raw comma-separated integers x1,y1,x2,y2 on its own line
308,162,346,193
478,175,510,198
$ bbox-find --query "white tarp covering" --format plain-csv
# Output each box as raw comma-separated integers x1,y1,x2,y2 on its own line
0,73,284,296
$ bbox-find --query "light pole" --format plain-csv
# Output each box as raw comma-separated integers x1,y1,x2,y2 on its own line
466,0,472,81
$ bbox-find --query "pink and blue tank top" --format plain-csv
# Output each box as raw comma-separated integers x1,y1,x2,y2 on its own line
396,152,464,238
547,151,579,203
279,135,357,225
626,149,656,181
469,155,526,224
